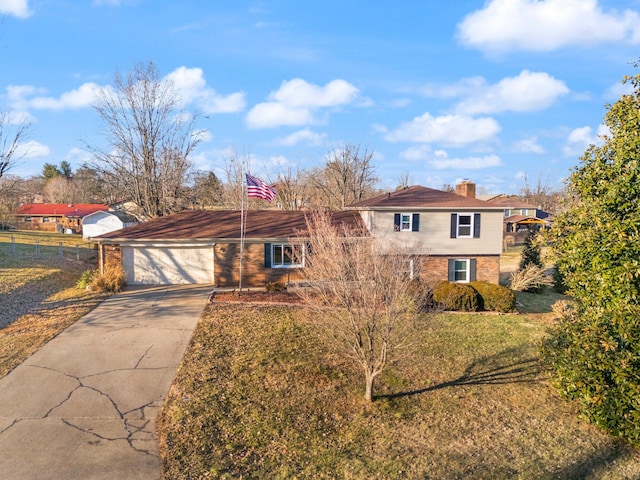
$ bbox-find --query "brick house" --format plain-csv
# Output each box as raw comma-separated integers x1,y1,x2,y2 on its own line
96,182,504,286
96,210,364,286
346,181,505,285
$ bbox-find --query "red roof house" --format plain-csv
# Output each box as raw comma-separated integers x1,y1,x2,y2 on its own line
15,203,109,233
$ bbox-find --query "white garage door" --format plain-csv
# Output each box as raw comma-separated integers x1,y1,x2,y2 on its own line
122,245,214,285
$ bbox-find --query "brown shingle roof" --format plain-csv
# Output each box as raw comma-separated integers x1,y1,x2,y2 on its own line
96,209,365,241
348,185,499,209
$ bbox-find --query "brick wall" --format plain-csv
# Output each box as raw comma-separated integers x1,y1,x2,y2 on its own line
214,242,303,287
418,255,500,286
100,243,122,272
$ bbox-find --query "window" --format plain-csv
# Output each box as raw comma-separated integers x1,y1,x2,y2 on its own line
23,216,32,222
394,213,420,232
266,243,304,268
454,259,469,282
458,215,472,237
448,258,476,283
450,213,481,238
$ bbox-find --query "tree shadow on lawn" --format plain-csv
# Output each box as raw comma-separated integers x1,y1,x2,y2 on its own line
548,440,638,480
379,347,542,400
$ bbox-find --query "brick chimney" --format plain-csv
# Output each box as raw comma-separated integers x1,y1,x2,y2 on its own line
456,180,476,199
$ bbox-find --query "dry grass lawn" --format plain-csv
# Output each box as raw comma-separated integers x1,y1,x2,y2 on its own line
158,297,640,479
0,254,107,378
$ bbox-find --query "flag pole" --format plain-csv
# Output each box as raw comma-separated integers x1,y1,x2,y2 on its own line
239,165,246,295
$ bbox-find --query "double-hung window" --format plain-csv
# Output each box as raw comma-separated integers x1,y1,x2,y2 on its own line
448,258,476,283
394,213,420,232
450,213,481,238
266,243,304,268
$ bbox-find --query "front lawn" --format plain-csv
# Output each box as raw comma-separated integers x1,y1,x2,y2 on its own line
157,301,640,479
0,255,108,378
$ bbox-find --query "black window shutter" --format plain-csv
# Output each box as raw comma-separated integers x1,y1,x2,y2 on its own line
394,213,401,231
450,214,457,238
473,213,481,238
447,259,455,282
264,243,272,268
412,213,420,232
470,259,477,281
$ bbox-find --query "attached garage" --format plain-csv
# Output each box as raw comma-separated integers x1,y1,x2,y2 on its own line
96,209,364,287
122,244,214,285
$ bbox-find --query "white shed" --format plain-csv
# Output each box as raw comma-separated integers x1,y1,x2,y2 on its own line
83,210,138,240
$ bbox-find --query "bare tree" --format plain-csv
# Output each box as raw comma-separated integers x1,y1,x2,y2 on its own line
295,211,425,402
519,172,565,213
0,111,30,179
43,176,74,203
270,166,309,210
88,61,204,218
190,170,224,208
309,143,378,209
221,153,245,209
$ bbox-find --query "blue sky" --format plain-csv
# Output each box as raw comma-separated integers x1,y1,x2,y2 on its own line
1,0,639,194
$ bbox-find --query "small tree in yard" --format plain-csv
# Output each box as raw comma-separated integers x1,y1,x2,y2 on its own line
541,69,640,446
295,211,425,402
518,233,543,271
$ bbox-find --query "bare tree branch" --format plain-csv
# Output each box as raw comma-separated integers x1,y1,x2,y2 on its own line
87,61,204,218
0,111,30,179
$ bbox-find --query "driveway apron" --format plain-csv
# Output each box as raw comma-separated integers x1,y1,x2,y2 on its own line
0,284,211,480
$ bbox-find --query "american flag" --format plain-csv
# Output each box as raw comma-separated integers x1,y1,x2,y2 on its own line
246,173,277,202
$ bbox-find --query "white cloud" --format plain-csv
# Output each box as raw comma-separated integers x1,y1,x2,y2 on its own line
276,128,327,146
457,0,640,54
28,82,102,110
246,103,313,129
16,140,50,158
165,66,246,114
0,0,32,18
453,71,569,115
427,150,503,170
385,112,501,146
246,78,359,129
513,136,545,154
563,125,608,156
401,147,503,170
605,79,635,101
271,78,358,107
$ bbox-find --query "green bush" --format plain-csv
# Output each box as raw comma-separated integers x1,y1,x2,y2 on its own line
540,308,640,446
76,269,96,290
469,281,516,313
433,281,479,312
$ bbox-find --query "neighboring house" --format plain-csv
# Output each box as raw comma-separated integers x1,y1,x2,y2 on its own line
95,181,505,287
14,203,109,234
346,181,505,285
96,210,364,286
484,195,553,245
82,210,139,240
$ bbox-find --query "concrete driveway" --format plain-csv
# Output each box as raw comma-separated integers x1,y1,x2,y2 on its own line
0,284,211,480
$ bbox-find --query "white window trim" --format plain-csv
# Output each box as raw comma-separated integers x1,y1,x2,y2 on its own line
456,213,474,238
271,243,304,269
453,258,471,283
400,213,413,232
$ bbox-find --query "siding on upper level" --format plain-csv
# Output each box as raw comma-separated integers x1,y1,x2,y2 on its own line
358,209,504,256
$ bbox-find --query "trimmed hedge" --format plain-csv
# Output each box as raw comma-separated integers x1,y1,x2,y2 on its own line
470,281,516,313
433,281,479,312
433,281,516,313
